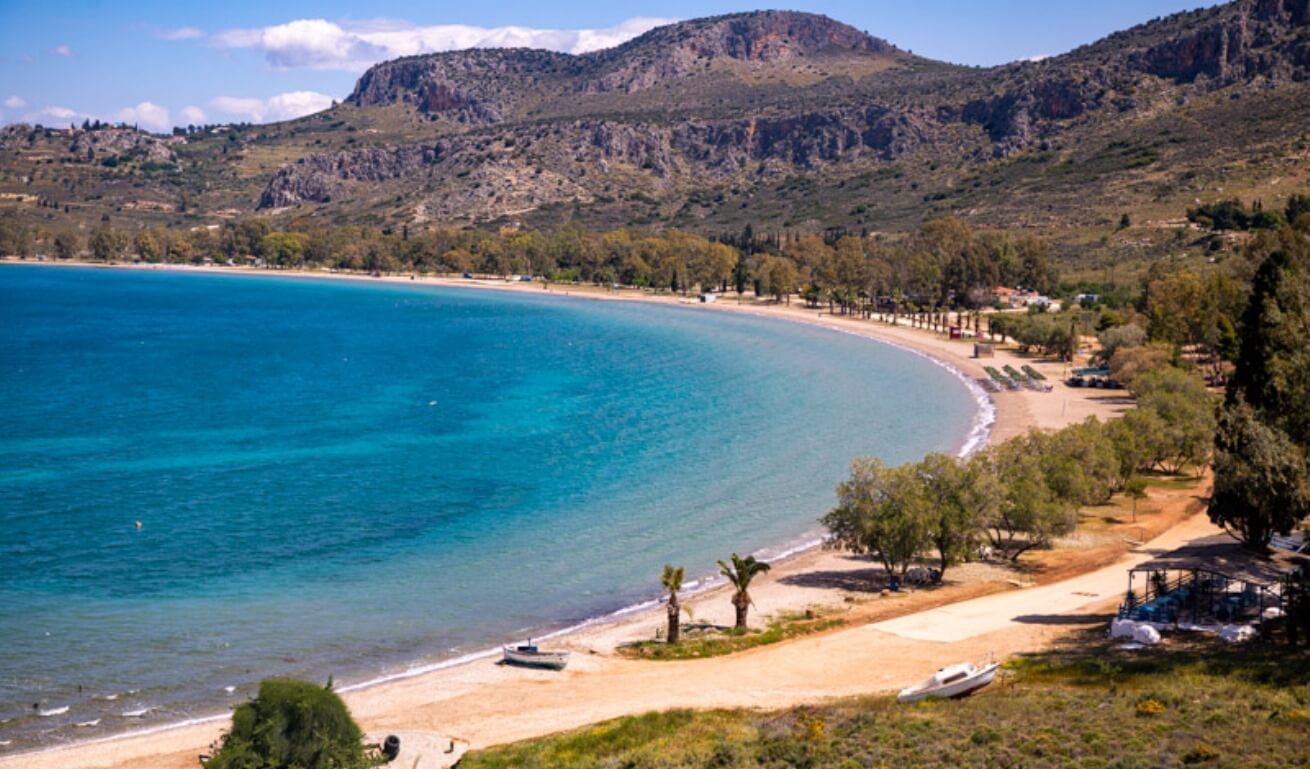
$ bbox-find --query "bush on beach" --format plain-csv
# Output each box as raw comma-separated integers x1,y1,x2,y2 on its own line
203,678,373,769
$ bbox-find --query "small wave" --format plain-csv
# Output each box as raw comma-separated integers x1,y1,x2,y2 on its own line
98,693,119,701
75,719,101,728
0,740,12,746
120,708,151,718
223,686,236,694
38,706,69,717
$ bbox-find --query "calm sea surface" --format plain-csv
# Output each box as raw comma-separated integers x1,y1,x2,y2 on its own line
0,265,981,750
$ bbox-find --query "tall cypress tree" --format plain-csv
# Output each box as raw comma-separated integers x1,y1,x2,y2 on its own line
1210,231,1310,549
1228,233,1310,445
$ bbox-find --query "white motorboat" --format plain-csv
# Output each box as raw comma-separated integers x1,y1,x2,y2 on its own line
502,642,570,671
897,660,999,704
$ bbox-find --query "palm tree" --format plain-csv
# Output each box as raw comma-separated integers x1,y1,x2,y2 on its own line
660,564,685,644
717,553,772,631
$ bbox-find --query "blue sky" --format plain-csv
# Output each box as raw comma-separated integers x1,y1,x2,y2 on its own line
0,0,1208,131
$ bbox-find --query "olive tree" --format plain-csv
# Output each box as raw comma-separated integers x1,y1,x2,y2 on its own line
913,453,997,578
823,459,931,579
983,440,1077,560
1132,367,1217,474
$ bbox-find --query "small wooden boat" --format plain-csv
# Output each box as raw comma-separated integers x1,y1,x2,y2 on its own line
897,661,999,704
502,642,570,671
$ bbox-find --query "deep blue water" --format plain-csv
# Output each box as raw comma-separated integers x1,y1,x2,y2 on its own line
0,265,980,750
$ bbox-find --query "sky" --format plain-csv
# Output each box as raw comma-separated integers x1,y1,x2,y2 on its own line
0,0,1210,132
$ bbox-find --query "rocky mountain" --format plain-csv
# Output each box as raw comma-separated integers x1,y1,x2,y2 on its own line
254,0,1310,223
3,0,1310,247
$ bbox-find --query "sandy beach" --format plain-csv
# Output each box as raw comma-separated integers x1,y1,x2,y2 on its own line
0,260,1147,769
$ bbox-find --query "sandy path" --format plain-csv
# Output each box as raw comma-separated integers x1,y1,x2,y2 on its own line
869,512,1220,643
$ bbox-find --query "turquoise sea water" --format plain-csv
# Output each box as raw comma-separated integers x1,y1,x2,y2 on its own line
0,265,982,751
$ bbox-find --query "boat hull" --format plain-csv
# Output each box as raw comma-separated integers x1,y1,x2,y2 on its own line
897,663,998,704
502,647,570,670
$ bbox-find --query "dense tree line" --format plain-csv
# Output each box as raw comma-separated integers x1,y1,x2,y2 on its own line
1187,199,1289,232
1,214,1058,314
1185,193,1310,233
823,366,1215,576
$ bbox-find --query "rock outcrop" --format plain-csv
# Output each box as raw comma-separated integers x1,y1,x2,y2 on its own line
68,128,175,163
349,49,579,123
260,144,448,208
1130,0,1310,83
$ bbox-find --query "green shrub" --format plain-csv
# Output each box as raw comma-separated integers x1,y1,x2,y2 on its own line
203,678,373,769
1183,744,1220,764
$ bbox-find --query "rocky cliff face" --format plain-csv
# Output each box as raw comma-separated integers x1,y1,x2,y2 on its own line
348,48,579,123
1130,0,1310,83
260,144,449,208
260,103,932,212
944,0,1310,154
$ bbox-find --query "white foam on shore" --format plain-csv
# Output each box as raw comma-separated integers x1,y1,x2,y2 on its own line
813,321,996,459
5,713,231,758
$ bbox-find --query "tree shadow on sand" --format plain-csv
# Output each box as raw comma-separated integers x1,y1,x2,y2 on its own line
779,567,891,593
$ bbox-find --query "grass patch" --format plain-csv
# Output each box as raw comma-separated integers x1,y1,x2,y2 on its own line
617,612,846,661
464,632,1310,768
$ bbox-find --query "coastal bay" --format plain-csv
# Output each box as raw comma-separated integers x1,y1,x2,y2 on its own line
0,263,984,757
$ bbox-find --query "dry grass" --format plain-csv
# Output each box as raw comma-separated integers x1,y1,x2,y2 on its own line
463,629,1310,769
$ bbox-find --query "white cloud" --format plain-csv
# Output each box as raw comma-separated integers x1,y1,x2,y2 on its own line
47,44,76,58
116,101,171,131
157,26,204,41
22,105,87,125
212,16,675,71
209,96,265,119
37,106,79,120
179,105,207,124
209,91,335,123
4,96,27,109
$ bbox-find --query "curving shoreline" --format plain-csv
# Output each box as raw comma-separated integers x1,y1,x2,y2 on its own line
0,260,1130,769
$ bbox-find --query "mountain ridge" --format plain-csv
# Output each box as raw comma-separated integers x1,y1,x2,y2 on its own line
2,0,1309,254
257,0,1310,219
